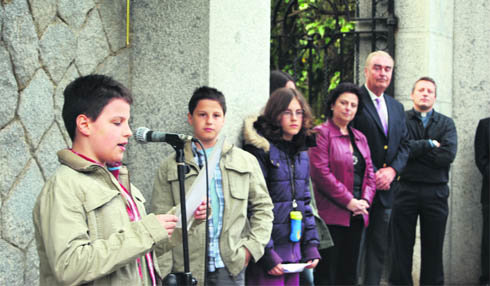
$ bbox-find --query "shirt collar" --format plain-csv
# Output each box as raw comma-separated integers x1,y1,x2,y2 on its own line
413,108,434,119
365,84,385,103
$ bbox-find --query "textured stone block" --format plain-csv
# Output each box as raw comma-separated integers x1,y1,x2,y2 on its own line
36,124,68,179
2,0,40,88
98,0,127,52
18,69,54,147
76,9,110,75
58,0,95,30
0,5,3,35
0,239,24,286
1,160,43,249
0,121,31,196
96,48,130,88
28,0,57,35
54,64,79,145
0,45,18,129
39,21,77,83
25,241,40,286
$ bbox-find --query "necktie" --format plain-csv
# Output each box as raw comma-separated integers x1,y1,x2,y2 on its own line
375,98,388,136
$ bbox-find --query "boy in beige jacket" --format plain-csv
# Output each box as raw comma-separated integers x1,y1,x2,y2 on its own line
151,86,274,286
33,75,206,285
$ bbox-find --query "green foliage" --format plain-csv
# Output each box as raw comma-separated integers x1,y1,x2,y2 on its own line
271,0,356,124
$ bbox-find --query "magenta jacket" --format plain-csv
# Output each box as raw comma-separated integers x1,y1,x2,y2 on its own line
309,120,376,227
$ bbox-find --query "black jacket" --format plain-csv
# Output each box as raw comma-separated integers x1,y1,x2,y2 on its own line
352,86,409,208
475,117,490,204
400,109,457,184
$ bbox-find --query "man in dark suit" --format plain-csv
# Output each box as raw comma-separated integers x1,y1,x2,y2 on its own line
389,77,457,285
475,117,489,286
352,50,409,285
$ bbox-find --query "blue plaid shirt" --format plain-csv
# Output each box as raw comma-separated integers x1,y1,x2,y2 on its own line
192,143,225,271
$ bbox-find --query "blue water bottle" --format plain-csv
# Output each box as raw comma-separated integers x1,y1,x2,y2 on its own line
289,211,302,242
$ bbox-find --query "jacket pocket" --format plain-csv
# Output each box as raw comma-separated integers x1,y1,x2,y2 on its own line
81,188,124,239
227,171,249,200
224,163,251,200
82,188,119,212
435,185,449,199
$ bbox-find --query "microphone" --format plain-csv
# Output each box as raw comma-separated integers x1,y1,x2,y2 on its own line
135,127,194,143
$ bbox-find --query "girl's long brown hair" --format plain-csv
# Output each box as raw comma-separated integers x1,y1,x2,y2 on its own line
254,87,315,145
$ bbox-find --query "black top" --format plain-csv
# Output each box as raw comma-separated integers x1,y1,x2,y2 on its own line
350,132,366,198
400,109,458,184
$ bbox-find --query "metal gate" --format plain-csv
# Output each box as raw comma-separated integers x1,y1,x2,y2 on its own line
270,0,397,117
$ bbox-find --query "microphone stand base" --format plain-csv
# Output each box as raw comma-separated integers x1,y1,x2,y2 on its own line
163,272,197,286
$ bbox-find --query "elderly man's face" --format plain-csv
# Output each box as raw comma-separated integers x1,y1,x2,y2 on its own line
364,54,393,96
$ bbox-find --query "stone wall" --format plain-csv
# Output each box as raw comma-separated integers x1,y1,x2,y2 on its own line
0,0,269,285
0,0,130,284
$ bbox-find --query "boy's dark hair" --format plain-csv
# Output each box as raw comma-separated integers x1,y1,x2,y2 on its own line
188,86,226,115
325,82,364,119
254,87,315,145
62,74,133,141
270,70,294,95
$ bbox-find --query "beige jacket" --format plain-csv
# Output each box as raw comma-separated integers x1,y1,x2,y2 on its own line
151,141,274,285
33,149,172,286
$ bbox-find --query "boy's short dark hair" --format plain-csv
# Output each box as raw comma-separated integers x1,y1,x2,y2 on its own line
62,74,133,141
188,86,226,115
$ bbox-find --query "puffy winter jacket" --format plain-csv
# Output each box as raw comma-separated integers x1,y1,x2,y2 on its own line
243,118,320,270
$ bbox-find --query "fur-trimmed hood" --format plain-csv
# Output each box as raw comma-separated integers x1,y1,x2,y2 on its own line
242,114,270,152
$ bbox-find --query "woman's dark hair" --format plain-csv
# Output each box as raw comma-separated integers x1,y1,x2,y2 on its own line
254,88,315,144
325,82,364,119
270,70,294,95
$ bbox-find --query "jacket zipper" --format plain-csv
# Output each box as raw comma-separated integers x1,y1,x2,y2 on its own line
286,156,297,209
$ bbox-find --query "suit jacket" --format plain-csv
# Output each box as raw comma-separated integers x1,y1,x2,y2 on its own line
352,85,409,208
475,117,490,204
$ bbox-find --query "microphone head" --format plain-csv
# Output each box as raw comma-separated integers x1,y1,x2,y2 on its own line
135,127,150,143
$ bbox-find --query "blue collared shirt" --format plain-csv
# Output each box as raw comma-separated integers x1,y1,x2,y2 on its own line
192,143,225,271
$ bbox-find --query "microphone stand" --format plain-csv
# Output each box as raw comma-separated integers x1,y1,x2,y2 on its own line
162,138,196,286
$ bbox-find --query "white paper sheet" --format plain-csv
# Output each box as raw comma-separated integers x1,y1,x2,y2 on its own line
281,262,312,273
175,136,225,230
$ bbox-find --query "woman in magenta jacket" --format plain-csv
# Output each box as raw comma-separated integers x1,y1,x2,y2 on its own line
308,82,376,285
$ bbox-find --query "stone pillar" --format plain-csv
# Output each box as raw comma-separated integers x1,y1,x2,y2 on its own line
127,0,270,202
450,1,490,284
394,2,454,283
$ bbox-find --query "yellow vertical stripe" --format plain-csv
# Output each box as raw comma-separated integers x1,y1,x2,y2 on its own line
126,0,130,46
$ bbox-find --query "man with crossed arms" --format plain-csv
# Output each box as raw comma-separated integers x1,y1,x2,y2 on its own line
389,77,457,285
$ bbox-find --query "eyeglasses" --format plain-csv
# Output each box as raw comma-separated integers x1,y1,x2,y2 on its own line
281,109,304,118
